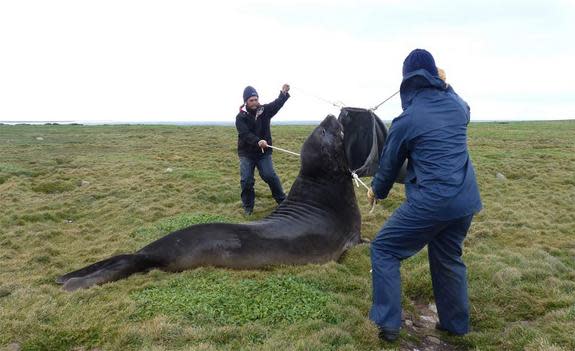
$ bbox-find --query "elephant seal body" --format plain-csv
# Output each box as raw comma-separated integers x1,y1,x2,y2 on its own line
58,115,361,291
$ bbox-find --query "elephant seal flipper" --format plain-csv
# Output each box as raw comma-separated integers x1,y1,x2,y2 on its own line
56,255,137,284
57,254,165,289
58,115,361,291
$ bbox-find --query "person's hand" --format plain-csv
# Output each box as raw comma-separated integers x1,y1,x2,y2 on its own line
282,84,290,94
258,140,269,149
367,188,376,205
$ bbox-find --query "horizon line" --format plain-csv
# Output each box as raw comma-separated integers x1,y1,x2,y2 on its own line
1,118,574,126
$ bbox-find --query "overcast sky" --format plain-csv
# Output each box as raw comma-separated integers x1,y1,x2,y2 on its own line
1,0,574,123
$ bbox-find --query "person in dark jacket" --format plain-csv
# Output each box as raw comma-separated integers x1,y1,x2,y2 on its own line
235,84,290,215
367,49,482,342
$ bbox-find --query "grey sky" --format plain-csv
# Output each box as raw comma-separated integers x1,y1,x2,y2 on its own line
1,0,574,122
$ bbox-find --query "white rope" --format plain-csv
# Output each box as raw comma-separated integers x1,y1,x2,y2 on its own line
260,148,379,212
351,171,370,191
257,146,379,213
293,85,397,112
258,144,380,213
267,145,300,157
370,90,400,111
292,86,346,109
351,171,378,214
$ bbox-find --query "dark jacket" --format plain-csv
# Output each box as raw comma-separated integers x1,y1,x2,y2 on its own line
235,91,290,157
371,69,482,220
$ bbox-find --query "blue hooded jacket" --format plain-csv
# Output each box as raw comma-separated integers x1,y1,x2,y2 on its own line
371,69,482,220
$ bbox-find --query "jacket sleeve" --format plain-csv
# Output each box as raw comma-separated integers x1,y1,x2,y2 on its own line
235,115,260,145
371,119,408,200
263,91,290,118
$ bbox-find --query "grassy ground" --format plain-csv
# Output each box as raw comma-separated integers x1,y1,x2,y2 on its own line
0,121,574,350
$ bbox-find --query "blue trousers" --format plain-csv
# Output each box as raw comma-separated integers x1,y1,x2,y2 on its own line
370,203,474,335
239,154,286,211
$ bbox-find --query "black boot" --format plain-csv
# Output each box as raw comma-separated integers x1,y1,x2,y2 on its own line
435,322,466,336
378,328,399,342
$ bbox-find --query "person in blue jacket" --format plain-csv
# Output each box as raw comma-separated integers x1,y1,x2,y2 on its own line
235,84,290,216
367,49,482,342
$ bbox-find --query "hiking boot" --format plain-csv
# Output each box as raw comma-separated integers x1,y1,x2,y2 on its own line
435,322,466,336
435,322,447,332
378,328,399,342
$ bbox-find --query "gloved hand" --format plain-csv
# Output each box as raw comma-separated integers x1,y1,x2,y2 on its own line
282,84,290,94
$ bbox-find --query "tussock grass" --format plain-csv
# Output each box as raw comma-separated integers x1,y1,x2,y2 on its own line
0,121,574,350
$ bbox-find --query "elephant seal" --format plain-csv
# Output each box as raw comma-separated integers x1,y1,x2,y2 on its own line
57,115,362,291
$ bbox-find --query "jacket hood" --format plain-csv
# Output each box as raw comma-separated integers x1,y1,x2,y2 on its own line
400,69,447,110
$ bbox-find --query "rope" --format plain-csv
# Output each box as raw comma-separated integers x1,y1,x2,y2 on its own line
351,171,378,214
370,90,400,111
292,86,346,109
247,82,387,213
293,85,398,112
258,146,379,213
351,171,370,191
267,145,300,157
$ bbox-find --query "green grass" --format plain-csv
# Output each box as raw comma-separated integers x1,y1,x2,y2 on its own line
0,121,574,350
131,272,339,326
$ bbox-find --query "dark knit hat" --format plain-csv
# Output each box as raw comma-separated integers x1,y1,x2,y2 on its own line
243,86,258,102
402,49,438,77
